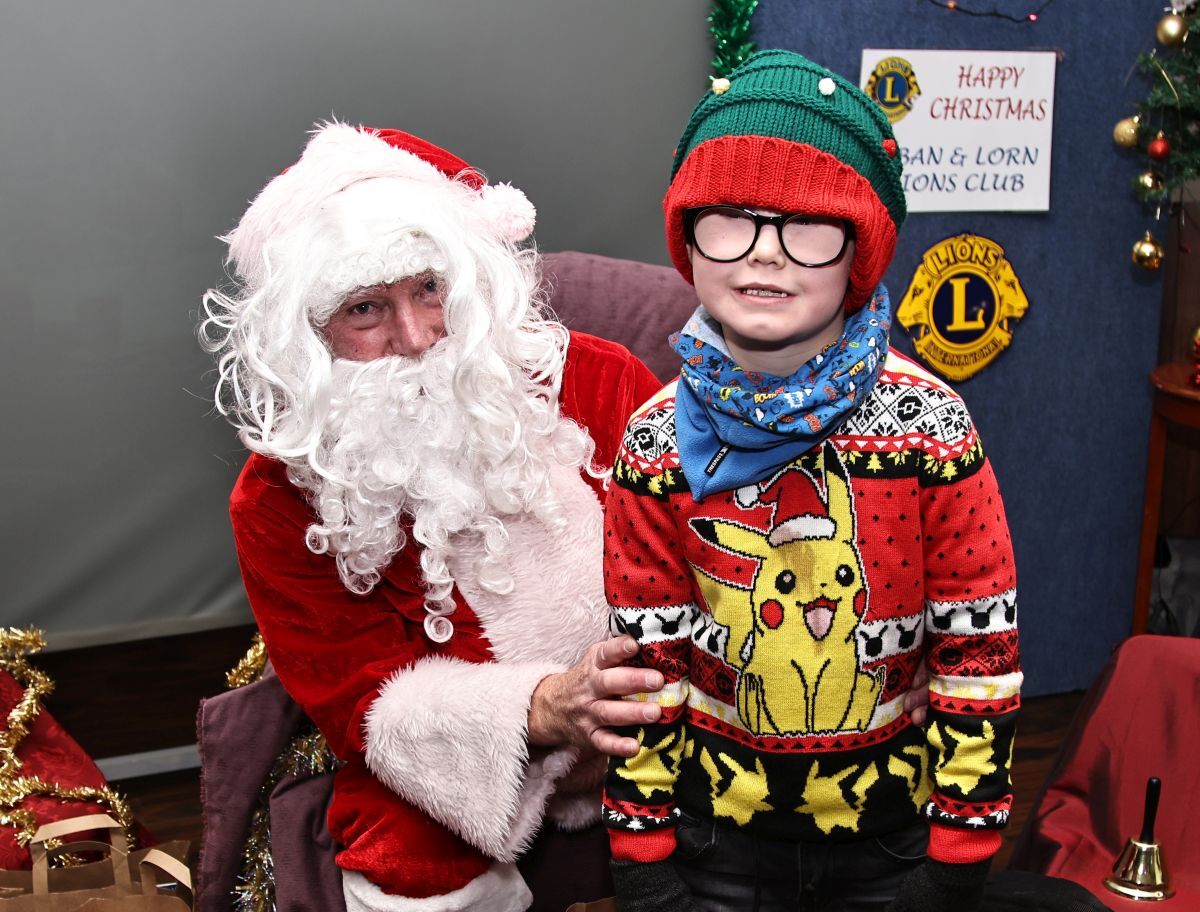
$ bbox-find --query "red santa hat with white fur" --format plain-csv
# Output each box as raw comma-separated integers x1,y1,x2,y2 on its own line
224,120,537,291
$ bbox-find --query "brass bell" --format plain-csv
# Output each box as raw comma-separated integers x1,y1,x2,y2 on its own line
1104,776,1174,901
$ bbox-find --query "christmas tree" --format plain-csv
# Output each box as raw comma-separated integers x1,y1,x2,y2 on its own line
1115,2,1200,269
1124,4,1200,204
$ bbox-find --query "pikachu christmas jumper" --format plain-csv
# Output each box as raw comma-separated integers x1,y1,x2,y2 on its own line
602,350,1020,867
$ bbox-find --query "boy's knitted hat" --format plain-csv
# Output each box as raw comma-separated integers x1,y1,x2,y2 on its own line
664,49,906,313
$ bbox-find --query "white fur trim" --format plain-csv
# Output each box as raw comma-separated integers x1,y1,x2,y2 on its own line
447,461,609,666
548,790,603,831
477,182,536,242
768,514,836,545
364,655,577,861
229,123,451,284
342,864,531,912
734,484,761,509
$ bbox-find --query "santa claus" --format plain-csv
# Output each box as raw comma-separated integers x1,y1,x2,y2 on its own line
199,122,665,911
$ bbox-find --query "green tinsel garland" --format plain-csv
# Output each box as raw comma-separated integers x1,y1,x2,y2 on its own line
1132,9,1200,203
709,0,759,78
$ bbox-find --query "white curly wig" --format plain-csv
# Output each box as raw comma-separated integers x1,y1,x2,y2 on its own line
200,122,597,611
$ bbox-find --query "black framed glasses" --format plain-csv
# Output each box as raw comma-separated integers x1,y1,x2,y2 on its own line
684,206,854,268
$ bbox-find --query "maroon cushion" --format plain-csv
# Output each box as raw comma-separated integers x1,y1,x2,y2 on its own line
542,251,697,383
196,664,345,912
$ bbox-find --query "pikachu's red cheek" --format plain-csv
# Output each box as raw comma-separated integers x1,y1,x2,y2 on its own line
760,599,785,630
854,589,867,618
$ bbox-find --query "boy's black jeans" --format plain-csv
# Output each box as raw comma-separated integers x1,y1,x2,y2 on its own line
671,811,928,912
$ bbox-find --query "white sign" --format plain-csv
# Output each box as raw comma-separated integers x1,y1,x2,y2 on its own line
859,49,1057,212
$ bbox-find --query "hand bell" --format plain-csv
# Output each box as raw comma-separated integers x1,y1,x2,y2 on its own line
1104,776,1174,901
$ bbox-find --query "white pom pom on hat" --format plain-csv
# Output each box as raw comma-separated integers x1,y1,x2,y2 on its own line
476,181,537,245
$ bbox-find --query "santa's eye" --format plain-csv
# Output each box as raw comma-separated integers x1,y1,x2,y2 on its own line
415,272,444,299
835,564,855,586
775,571,796,594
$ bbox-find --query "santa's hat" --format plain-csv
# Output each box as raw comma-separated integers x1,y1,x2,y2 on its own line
224,121,536,291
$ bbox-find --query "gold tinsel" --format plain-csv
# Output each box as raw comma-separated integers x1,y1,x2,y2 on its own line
225,633,268,688
0,627,136,856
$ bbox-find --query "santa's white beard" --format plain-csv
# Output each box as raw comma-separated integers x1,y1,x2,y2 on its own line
288,336,596,609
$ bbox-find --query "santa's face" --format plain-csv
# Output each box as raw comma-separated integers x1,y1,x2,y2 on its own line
300,321,594,604
324,271,447,361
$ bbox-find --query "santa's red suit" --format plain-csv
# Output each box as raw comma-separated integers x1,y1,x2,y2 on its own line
230,331,661,910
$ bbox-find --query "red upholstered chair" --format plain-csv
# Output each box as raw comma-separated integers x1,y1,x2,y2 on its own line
1006,635,1200,909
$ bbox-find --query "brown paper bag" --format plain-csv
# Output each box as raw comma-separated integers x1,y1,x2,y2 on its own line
565,899,617,912
0,814,191,910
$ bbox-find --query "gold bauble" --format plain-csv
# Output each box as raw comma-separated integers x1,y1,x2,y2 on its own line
1113,115,1140,148
1132,231,1165,270
1156,12,1188,46
1136,169,1166,194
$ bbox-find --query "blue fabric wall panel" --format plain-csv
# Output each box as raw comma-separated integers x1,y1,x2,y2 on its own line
752,1,1163,694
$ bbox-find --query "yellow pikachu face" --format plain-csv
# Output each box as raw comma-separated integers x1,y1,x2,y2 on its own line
692,449,867,647
689,444,879,735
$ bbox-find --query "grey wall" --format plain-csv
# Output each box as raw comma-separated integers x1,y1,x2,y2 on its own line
0,1,710,648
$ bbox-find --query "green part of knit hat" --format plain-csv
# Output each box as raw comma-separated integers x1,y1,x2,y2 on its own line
671,48,906,230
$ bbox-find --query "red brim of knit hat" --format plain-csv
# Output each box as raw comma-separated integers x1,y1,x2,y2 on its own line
663,136,897,314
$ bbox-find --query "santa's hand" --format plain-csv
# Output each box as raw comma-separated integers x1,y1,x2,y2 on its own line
528,635,663,758
904,660,931,727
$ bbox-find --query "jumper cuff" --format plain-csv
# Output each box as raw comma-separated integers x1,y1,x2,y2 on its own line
608,827,677,863
926,823,1002,864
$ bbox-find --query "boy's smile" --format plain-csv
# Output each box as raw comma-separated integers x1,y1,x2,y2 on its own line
688,209,855,377
738,283,789,298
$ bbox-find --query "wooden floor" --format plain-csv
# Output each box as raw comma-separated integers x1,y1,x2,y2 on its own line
110,689,1084,872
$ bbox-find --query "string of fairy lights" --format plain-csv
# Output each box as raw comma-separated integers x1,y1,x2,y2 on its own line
708,0,1058,76
922,0,1056,23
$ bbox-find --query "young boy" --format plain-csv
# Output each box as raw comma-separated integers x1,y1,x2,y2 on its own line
602,50,1020,912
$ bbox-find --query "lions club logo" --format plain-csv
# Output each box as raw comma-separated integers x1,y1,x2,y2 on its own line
896,233,1029,382
864,57,921,123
